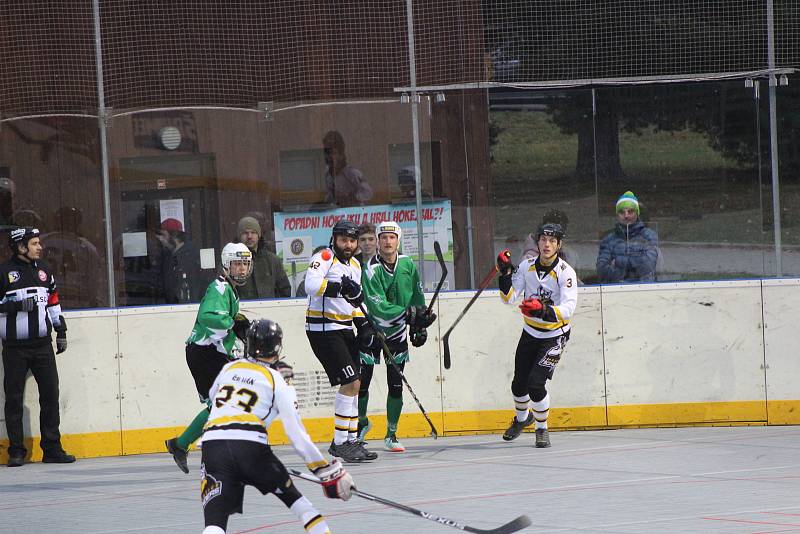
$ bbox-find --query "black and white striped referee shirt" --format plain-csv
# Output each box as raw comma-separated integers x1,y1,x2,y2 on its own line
0,256,64,346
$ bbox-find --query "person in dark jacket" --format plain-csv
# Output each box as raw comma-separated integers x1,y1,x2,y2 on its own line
1,227,75,466
596,191,659,283
236,216,291,300
158,218,204,303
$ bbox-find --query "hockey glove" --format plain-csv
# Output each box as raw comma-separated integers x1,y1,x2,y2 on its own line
405,306,436,329
519,297,546,318
232,313,251,342
357,323,382,352
270,361,294,383
313,459,355,500
339,276,364,307
54,317,67,354
410,326,427,347
496,249,514,276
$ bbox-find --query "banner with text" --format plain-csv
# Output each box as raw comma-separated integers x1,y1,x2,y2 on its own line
274,201,454,295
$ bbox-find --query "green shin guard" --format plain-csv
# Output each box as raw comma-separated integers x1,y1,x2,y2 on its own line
358,392,370,426
176,408,210,451
386,395,403,436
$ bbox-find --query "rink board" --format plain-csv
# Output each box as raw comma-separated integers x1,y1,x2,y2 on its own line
1,279,799,461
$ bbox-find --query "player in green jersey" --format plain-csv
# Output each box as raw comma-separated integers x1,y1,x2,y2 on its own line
165,243,253,473
358,221,436,452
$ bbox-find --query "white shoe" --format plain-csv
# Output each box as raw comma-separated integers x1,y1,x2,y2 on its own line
384,435,405,452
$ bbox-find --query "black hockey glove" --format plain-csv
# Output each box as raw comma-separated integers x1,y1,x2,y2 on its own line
54,317,67,354
232,313,251,342
357,322,382,352
339,276,364,307
410,326,427,347
496,249,514,276
405,306,436,329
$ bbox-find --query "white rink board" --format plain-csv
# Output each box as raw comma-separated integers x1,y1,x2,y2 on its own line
601,281,766,406
0,310,122,447
762,279,800,403
5,279,800,450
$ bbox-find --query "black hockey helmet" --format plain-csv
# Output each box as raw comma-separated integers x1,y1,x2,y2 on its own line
9,226,40,253
331,219,359,240
245,319,283,362
535,222,565,241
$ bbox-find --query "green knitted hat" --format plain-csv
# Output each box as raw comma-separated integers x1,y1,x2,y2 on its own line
615,191,640,215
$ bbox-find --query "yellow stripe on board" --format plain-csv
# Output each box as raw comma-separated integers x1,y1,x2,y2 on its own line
2,400,798,462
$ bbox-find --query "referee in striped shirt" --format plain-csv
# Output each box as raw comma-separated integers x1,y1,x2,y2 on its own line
1,227,74,467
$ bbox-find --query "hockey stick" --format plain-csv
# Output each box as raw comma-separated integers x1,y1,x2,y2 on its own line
358,303,439,438
425,240,448,316
289,469,531,534
441,264,499,369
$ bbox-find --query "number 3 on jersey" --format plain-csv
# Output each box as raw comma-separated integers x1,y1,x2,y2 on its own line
215,385,259,412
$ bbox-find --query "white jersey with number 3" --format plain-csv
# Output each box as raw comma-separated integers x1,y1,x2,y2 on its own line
500,255,578,339
203,360,328,471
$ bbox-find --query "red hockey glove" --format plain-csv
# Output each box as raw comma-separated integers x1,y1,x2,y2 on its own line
313,459,355,500
519,297,545,318
497,249,514,276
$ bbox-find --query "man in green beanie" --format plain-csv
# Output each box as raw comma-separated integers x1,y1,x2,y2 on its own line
596,191,659,283
237,216,291,299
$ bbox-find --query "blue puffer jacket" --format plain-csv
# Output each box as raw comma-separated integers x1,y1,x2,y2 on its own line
596,220,659,283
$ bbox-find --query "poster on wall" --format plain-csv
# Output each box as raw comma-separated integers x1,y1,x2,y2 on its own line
273,200,454,295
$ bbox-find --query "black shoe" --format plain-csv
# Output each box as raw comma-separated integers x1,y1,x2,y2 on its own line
42,451,76,464
7,454,24,467
354,440,378,460
328,440,365,463
165,438,189,473
535,428,551,448
502,411,534,441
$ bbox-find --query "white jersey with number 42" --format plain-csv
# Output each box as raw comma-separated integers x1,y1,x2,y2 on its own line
203,360,328,471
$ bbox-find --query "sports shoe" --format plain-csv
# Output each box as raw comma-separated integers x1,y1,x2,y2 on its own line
328,440,366,463
535,428,551,448
502,411,534,441
165,438,189,473
42,450,76,464
384,434,405,452
357,418,372,443
7,453,24,467
354,440,378,460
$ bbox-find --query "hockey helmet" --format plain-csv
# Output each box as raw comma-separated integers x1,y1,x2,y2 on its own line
220,242,253,285
9,226,40,253
375,221,402,242
245,319,283,362
535,222,565,241
331,219,359,240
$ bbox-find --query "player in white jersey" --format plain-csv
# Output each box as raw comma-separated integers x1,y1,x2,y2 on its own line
200,319,355,534
304,219,377,463
497,223,577,448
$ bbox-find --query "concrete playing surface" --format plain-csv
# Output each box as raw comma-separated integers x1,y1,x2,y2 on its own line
3,426,800,533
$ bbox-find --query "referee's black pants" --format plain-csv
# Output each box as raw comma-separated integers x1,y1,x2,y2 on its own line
3,343,63,457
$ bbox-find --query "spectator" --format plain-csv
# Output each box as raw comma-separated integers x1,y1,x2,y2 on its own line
157,218,203,304
596,191,659,283
323,130,373,207
236,216,291,300
396,166,431,201
1,227,75,466
356,222,377,265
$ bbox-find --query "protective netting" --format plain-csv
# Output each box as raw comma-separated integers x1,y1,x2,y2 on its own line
1,1,798,118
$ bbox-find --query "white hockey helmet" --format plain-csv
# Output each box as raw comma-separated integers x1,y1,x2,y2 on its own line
221,242,253,285
375,221,402,242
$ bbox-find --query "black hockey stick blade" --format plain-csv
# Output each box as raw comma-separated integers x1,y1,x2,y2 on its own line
425,240,449,316
443,330,452,369
289,469,531,534
440,264,498,370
